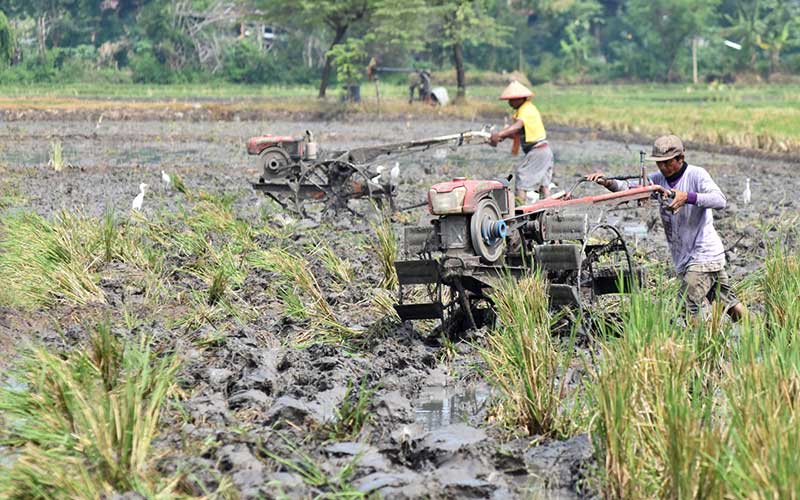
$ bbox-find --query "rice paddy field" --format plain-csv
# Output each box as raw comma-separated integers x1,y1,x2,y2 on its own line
0,85,799,498
1,82,798,154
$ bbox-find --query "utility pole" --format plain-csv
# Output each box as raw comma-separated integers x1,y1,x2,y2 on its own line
692,37,698,84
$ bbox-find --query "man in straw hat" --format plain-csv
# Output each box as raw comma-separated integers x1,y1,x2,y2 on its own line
489,80,554,201
586,134,746,322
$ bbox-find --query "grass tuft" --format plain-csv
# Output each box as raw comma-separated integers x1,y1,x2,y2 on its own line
0,211,105,308
312,241,354,287
49,140,64,171
589,247,800,497
0,322,181,497
171,172,189,195
263,435,364,498
252,247,359,345
370,213,398,290
479,272,580,438
327,376,375,441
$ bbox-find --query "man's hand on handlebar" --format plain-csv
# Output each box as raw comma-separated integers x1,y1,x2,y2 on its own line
665,189,687,213
586,171,612,189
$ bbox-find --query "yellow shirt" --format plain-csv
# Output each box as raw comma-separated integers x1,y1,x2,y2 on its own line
512,100,546,144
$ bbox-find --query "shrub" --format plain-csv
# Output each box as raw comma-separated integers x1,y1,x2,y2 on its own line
129,47,175,84
221,40,278,84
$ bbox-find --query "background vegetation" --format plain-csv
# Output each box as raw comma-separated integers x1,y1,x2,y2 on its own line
0,0,797,94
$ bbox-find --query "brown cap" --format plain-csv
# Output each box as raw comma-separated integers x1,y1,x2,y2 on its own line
499,80,534,100
646,135,684,161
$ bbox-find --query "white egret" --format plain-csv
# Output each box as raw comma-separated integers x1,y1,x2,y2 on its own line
372,165,385,185
161,170,172,186
389,162,400,184
132,183,148,211
742,178,751,205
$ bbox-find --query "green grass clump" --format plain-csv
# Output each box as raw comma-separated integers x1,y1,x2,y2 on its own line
0,322,180,497
480,272,580,438
589,247,800,497
0,211,105,308
327,376,375,441
263,436,364,498
252,247,359,345
170,172,188,195
312,241,354,288
49,139,64,171
370,213,398,290
589,282,724,498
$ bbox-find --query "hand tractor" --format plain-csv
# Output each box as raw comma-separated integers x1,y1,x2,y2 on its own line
246,129,492,215
393,172,665,331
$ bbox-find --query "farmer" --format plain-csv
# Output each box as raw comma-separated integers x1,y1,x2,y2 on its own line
587,135,746,321
489,80,554,201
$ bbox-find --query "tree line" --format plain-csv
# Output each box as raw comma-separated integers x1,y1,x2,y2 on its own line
0,0,797,94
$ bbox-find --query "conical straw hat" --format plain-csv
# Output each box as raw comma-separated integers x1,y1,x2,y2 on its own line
499,80,533,100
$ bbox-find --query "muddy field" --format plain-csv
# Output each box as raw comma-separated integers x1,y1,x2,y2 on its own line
1,115,798,498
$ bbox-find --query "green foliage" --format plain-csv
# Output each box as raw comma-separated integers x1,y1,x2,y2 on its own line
328,38,368,86
221,40,280,84
0,10,13,65
130,45,177,84
0,0,799,87
369,212,398,290
610,0,720,81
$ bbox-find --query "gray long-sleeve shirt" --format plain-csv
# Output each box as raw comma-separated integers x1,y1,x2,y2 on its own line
608,164,727,274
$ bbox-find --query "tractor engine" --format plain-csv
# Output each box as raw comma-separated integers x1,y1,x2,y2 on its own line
404,177,514,264
247,130,318,182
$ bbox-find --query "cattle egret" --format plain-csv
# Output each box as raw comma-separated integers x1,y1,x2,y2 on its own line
371,165,386,185
161,170,171,186
742,178,751,205
132,183,148,211
390,162,400,184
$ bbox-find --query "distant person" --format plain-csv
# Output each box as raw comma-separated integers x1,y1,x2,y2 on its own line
408,70,432,104
489,81,554,201
587,135,746,322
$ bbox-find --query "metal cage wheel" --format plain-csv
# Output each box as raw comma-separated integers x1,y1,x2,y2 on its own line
578,224,635,305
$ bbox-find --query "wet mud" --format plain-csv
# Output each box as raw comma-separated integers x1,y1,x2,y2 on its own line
1,115,797,498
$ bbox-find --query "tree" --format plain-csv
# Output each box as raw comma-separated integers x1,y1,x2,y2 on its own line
720,0,800,76
0,10,13,65
258,0,376,97
431,0,511,100
258,0,430,97
614,0,719,81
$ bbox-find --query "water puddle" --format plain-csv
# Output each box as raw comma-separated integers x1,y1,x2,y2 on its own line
414,385,491,431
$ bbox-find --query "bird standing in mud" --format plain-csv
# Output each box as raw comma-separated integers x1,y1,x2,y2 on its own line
161,170,172,187
390,162,400,184
742,178,751,205
132,183,148,211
